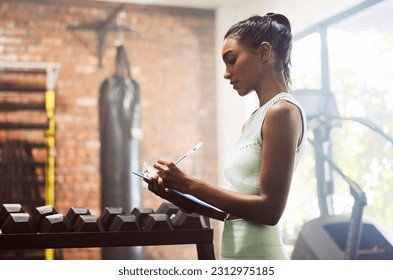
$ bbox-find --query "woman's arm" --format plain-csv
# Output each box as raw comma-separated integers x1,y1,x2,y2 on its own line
148,101,302,225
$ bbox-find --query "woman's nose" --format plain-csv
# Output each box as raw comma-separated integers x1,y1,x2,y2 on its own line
224,69,232,80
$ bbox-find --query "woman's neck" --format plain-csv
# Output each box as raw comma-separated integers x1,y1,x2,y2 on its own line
256,71,289,107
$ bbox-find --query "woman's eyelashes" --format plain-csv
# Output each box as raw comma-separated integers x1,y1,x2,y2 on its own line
228,57,236,65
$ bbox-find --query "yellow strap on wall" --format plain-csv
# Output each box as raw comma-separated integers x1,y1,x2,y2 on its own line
45,90,56,260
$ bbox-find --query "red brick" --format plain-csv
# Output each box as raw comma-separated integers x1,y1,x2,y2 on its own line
0,0,216,260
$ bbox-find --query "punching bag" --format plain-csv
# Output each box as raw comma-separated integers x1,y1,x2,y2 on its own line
99,45,142,259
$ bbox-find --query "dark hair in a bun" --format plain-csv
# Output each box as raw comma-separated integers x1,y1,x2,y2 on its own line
225,13,293,87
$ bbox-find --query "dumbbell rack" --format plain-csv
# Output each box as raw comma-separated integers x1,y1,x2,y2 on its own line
0,228,215,259
0,204,216,260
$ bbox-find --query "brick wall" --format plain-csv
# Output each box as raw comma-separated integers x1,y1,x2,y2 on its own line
0,0,217,259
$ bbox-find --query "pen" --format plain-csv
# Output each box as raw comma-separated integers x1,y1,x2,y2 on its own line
132,142,203,179
175,141,203,165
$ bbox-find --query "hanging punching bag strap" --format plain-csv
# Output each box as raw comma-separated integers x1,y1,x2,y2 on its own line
115,45,132,80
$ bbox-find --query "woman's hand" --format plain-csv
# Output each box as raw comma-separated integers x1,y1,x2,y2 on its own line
144,159,186,197
146,175,167,198
152,159,189,193
145,171,196,214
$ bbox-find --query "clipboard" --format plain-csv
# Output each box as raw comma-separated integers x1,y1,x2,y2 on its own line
131,143,227,221
132,162,226,220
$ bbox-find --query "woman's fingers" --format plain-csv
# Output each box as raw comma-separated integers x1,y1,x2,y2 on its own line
157,177,166,196
154,160,174,179
147,159,183,196
154,159,168,170
147,175,166,197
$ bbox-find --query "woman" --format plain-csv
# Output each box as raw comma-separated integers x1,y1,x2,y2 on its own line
147,13,307,260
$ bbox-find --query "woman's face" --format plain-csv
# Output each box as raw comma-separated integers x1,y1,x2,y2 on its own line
222,37,263,96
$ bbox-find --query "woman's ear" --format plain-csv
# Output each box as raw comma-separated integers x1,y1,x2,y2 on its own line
260,42,272,63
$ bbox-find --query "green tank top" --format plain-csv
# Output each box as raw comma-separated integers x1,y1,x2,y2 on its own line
221,92,307,259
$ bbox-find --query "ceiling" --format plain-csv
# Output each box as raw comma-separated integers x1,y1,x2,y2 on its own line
97,0,256,9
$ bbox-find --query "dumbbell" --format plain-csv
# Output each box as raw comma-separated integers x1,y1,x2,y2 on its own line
0,204,36,233
142,214,173,231
108,214,140,231
0,204,24,226
156,202,180,218
131,207,155,228
66,207,91,225
66,207,104,232
149,203,207,230
100,207,140,231
171,210,208,230
40,213,72,233
32,205,72,233
100,207,124,230
32,205,57,228
73,215,104,232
